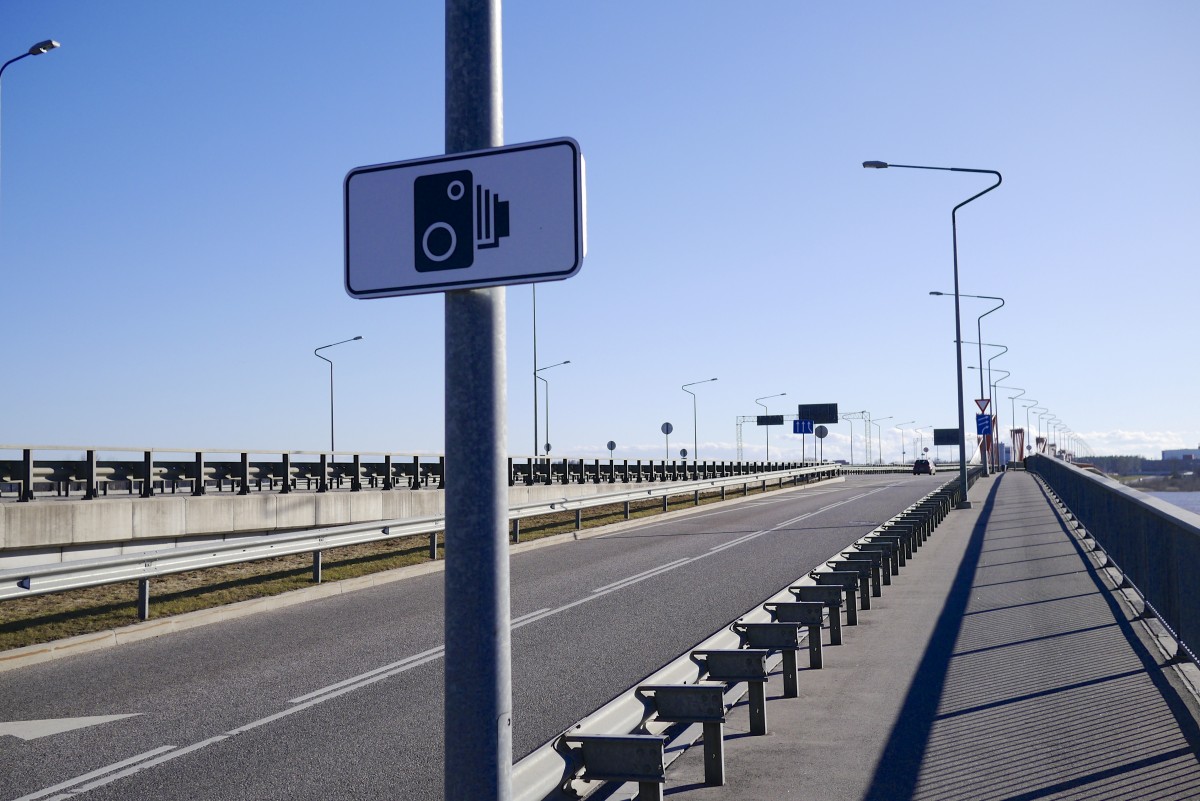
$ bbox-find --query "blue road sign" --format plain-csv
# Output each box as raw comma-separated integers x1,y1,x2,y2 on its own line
976,414,992,436
794,419,815,435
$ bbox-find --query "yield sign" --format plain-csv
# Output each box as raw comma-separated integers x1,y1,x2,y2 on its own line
976,399,991,414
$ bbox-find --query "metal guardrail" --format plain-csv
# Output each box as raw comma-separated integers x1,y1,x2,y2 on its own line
0,443,815,502
0,465,840,609
511,478,962,800
1028,454,1200,662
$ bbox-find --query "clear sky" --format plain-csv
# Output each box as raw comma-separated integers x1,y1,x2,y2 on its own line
2,1,1197,462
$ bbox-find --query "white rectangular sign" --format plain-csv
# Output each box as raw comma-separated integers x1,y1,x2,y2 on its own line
344,138,586,299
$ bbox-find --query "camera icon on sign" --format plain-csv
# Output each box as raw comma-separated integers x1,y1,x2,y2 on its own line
413,170,510,272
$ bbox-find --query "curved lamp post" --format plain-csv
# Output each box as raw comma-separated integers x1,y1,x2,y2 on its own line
682,377,718,462
534,359,570,455
933,291,1004,473
1,40,59,212
841,410,866,465
314,336,363,456
866,160,1002,507
870,416,893,464
895,420,915,464
755,392,786,461
997,385,1025,461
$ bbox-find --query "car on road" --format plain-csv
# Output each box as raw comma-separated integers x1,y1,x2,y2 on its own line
913,459,935,475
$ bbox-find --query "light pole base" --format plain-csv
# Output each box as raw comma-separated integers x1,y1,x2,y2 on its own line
956,500,973,509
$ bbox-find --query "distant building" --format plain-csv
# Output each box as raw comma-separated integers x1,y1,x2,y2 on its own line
1162,447,1200,461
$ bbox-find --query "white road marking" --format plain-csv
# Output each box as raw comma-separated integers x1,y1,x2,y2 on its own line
592,559,690,593
10,746,176,801
0,715,140,741
19,482,896,800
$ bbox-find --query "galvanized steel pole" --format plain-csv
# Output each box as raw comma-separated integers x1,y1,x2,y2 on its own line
444,1,512,799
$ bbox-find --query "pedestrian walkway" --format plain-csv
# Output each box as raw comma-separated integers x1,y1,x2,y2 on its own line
662,470,1200,800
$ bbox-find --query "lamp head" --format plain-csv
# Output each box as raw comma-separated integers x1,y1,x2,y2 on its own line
352,336,363,340
862,161,889,169
29,40,59,55
929,291,945,296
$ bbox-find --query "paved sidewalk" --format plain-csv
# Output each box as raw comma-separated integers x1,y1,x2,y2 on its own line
661,470,1200,800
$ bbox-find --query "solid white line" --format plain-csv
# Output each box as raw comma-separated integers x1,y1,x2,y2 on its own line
591,559,690,593
511,608,552,626
44,737,229,800
288,644,445,704
10,747,178,801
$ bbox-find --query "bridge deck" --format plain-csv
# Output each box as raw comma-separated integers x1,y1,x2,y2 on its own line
663,470,1200,800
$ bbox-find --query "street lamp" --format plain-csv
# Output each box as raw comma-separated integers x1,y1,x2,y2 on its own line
682,378,718,462
866,160,1002,507
313,336,363,456
534,359,570,455
895,421,915,463
755,392,786,461
870,417,893,464
968,363,1009,468
997,385,1024,463
1,40,60,213
842,411,866,465
933,291,1004,473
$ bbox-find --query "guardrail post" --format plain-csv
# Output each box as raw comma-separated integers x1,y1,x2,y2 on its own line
319,454,330,492
141,451,155,498
137,578,151,620
438,456,446,489
384,454,394,490
84,450,98,500
239,452,250,496
544,458,553,486
506,457,514,487
412,455,422,489
635,459,642,483
20,448,34,501
352,453,362,491
191,451,206,496
312,550,323,583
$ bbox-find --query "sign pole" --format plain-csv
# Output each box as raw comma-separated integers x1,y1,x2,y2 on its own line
443,1,512,799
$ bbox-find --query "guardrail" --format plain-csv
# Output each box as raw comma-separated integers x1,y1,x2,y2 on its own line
0,464,841,620
0,444,816,502
511,477,963,800
1027,454,1200,661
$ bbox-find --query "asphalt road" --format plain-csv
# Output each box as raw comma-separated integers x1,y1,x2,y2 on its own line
0,474,944,801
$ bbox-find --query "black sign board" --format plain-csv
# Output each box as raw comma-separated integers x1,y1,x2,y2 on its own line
797,403,839,424
757,415,784,426
933,428,961,446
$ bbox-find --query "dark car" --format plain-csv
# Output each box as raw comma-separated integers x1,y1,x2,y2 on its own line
913,459,935,475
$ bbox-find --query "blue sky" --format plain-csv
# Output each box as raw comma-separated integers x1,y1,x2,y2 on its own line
2,1,1197,462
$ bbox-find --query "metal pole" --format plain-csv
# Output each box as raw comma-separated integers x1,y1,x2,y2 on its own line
682,378,717,463
314,336,362,459
868,161,1001,506
532,285,538,456
444,2,511,798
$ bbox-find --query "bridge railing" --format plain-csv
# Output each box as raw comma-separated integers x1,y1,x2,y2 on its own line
1028,454,1200,661
0,444,814,502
